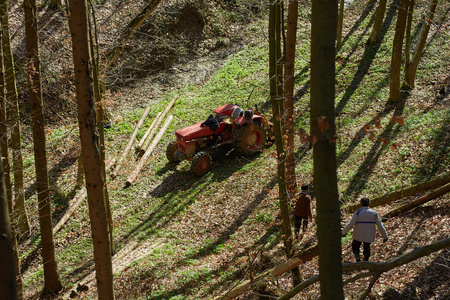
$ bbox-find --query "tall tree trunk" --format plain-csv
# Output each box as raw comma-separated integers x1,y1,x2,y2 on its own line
284,0,298,198
403,0,415,88
0,0,30,236
0,31,22,299
405,0,438,88
310,0,343,298
24,0,63,294
388,0,409,103
0,153,18,300
269,0,294,261
336,0,345,48
368,0,388,45
68,0,115,299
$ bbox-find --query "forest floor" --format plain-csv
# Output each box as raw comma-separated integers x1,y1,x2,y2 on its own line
9,0,450,299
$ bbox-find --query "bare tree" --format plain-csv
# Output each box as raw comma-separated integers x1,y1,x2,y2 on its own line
368,0,388,45
310,0,344,298
0,0,30,236
68,0,115,298
24,0,63,294
336,0,345,48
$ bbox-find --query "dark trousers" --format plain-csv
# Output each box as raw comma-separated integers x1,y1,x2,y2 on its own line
352,239,371,262
294,215,309,236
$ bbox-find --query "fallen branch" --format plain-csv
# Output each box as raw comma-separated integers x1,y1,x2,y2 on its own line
278,238,450,300
139,95,178,155
215,244,318,300
53,158,115,235
342,171,450,213
126,115,173,186
111,106,151,179
382,182,450,219
136,112,161,151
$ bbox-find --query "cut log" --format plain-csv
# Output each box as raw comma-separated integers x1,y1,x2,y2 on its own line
126,115,173,186
136,112,162,151
52,158,115,235
342,171,450,213
139,95,178,155
382,182,450,219
111,106,151,179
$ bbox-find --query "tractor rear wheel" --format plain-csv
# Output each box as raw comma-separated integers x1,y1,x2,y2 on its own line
234,122,267,156
190,151,212,175
166,141,180,163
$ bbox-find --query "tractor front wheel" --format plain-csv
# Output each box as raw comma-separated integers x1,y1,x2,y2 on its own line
190,151,212,175
166,141,180,163
234,122,267,156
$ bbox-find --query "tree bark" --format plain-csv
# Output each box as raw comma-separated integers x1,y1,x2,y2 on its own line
388,0,409,103
126,115,173,186
310,0,343,298
0,27,22,300
111,107,151,178
405,0,438,88
342,171,450,213
368,0,388,45
382,182,450,218
0,0,30,235
0,153,18,299
24,0,63,293
284,0,298,198
403,0,415,88
269,0,295,265
68,0,115,298
336,0,345,48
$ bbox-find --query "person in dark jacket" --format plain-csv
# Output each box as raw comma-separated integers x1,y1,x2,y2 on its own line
342,197,388,262
293,184,312,238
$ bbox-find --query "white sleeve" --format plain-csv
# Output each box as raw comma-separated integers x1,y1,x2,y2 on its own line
342,212,358,236
375,213,388,239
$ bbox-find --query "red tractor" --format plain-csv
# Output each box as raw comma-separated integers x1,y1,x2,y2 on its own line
166,103,273,175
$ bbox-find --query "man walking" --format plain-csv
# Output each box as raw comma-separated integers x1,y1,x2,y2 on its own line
342,197,388,262
293,184,312,238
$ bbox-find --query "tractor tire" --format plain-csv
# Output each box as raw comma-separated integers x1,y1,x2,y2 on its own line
166,141,180,163
234,122,267,156
190,151,212,175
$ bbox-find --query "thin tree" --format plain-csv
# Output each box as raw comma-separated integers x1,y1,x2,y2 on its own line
404,0,439,88
269,0,295,262
403,0,415,90
68,0,115,298
310,0,344,298
368,0,388,45
0,149,18,300
0,29,22,299
284,0,299,198
336,0,345,48
24,0,63,294
388,0,409,103
0,0,30,235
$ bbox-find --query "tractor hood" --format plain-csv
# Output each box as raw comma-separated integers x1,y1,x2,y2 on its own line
175,122,218,140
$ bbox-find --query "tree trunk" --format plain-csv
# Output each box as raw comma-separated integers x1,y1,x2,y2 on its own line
368,0,388,45
0,0,30,235
68,0,115,298
103,0,163,73
403,0,415,88
342,171,450,213
382,182,450,218
24,0,63,294
336,0,345,48
284,0,298,199
0,154,18,299
405,0,438,88
310,0,343,298
0,28,22,300
388,0,409,103
269,0,295,264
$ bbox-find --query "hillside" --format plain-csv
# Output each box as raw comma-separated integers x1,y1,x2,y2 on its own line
7,0,450,299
